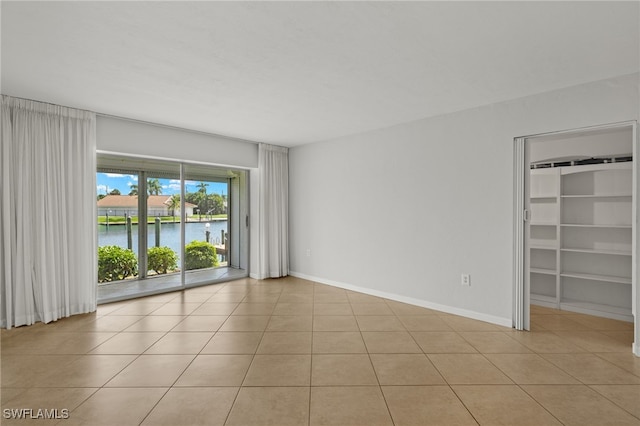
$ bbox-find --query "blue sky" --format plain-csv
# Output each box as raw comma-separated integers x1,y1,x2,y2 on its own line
97,173,227,196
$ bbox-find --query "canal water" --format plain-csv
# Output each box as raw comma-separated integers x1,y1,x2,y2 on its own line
98,221,227,256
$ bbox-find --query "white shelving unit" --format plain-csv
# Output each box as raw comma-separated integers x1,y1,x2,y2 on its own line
529,162,633,322
529,168,561,309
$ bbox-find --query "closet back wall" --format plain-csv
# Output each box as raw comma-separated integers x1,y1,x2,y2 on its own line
531,129,632,162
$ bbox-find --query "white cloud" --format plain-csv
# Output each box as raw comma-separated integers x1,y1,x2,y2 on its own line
169,179,180,184
103,173,138,181
127,181,135,187
97,184,107,193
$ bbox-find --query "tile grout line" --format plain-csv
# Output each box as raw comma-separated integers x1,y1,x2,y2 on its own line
222,284,283,426
397,305,482,425
98,288,221,425
309,286,318,426
446,386,483,426
477,344,568,426
585,384,640,422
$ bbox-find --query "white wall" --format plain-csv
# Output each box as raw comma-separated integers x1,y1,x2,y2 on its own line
289,73,640,326
97,116,258,168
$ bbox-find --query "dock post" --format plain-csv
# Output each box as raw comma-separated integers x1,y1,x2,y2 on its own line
221,230,227,262
155,217,161,247
126,216,133,250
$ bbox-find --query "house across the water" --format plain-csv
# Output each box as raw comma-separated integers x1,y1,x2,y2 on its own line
97,195,196,217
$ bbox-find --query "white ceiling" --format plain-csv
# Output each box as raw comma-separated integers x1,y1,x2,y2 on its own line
2,1,638,146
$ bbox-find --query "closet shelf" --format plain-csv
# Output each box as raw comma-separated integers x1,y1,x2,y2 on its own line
531,267,556,276
560,248,631,256
560,272,631,285
561,194,631,198
560,223,631,229
530,245,557,250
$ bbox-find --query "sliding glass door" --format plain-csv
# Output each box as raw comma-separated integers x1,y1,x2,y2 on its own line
96,154,248,302
182,164,249,287
142,171,182,284
97,170,141,284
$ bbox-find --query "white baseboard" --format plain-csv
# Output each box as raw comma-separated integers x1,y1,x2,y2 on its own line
289,270,512,329
633,342,640,357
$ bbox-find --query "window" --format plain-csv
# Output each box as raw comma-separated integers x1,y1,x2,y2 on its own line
96,154,249,302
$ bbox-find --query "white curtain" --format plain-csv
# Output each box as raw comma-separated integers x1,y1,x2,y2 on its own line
258,143,289,278
0,96,97,329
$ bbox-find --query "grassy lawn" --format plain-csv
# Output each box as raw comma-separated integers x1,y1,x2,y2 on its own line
98,215,227,224
200,214,227,219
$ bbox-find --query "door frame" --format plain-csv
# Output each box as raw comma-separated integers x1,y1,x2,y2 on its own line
512,121,639,356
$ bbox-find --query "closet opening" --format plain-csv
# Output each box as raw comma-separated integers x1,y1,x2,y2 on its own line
513,122,639,356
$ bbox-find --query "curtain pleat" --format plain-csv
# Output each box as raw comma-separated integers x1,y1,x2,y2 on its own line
258,143,289,278
1,99,15,327
0,95,97,328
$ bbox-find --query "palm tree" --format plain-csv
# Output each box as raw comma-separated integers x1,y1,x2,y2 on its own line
197,182,209,217
147,178,162,196
168,194,180,223
197,182,209,194
129,180,162,196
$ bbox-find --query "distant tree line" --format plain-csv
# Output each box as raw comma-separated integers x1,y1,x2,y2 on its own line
185,182,226,216
97,188,120,200
97,179,226,216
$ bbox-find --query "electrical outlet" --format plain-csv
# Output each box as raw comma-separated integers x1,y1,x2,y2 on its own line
461,274,471,286
306,249,311,257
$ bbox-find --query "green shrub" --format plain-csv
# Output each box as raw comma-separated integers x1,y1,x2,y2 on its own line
147,246,178,274
184,240,219,270
98,245,138,283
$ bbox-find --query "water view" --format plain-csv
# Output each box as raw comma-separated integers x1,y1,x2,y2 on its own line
98,220,228,258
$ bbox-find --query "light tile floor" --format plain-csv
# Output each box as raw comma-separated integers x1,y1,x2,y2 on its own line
97,267,248,304
2,276,639,425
